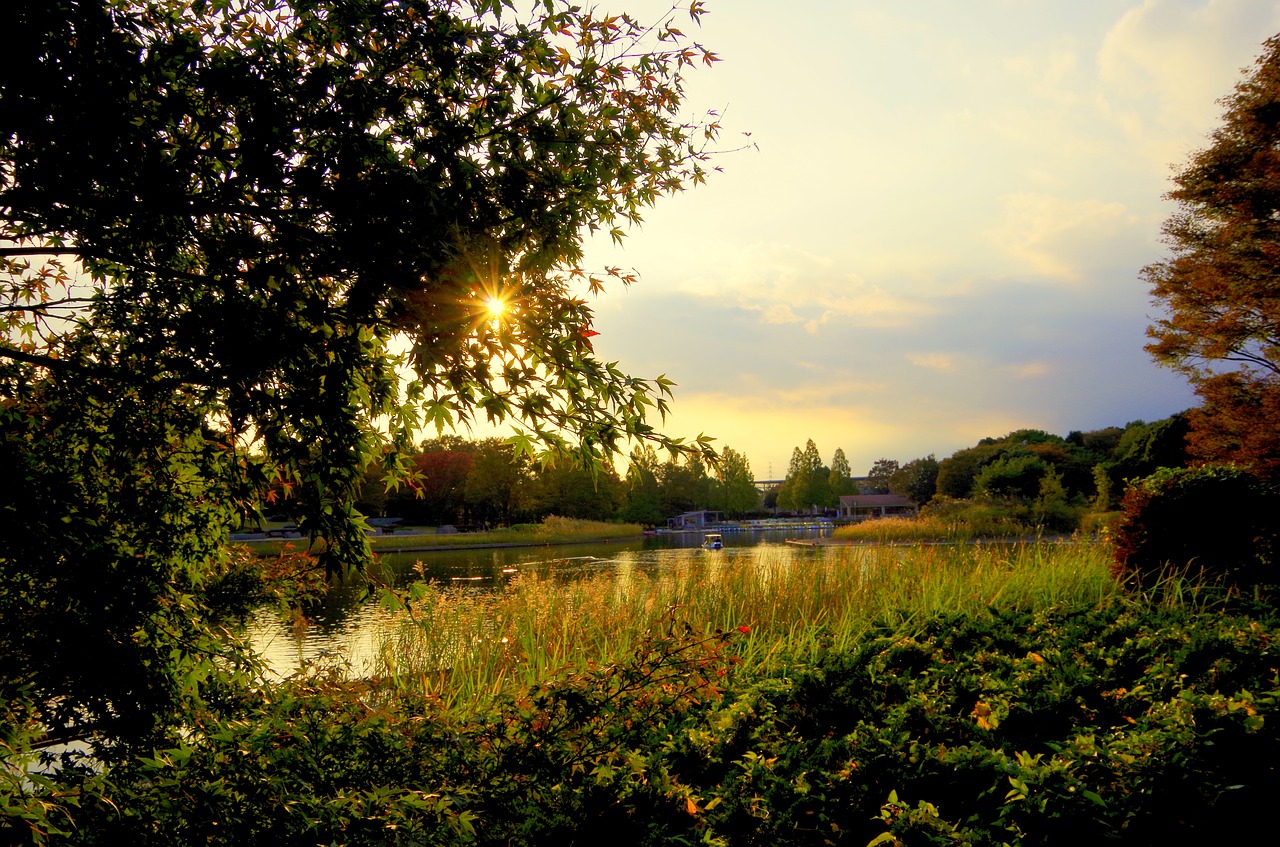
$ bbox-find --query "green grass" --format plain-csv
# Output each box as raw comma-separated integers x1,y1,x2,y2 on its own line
377,539,1121,712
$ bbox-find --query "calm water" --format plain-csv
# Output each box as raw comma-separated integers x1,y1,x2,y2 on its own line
247,527,832,677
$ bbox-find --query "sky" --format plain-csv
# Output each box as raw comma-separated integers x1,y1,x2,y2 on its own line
525,1,1280,480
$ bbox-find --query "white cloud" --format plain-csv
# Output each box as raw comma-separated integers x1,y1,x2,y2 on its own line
1012,361,1053,379
675,243,937,331
984,192,1142,281
906,352,956,372
1098,0,1280,167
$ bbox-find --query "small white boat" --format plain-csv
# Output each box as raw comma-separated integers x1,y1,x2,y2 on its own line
702,533,724,550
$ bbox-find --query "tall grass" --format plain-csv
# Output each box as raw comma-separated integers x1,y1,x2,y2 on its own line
377,540,1121,711
832,513,1035,543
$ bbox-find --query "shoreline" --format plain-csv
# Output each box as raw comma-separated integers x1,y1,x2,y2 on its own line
785,533,1080,548
235,531,648,556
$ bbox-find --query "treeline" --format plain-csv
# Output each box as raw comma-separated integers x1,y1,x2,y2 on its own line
771,413,1191,529
348,437,760,527
341,416,1190,529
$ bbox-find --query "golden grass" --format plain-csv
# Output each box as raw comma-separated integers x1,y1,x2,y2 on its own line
832,514,1036,543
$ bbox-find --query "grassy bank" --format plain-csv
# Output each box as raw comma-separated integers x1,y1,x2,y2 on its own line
237,515,644,556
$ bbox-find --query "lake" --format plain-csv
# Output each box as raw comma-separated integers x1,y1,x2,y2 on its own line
247,527,833,677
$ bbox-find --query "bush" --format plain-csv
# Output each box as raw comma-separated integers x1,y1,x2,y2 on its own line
1111,465,1280,592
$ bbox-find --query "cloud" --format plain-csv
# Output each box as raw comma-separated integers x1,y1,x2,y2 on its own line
906,352,956,372
1012,361,1053,379
1098,0,1280,167
680,243,937,332
984,192,1142,281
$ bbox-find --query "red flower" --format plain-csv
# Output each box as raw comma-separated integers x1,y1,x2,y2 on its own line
737,625,751,634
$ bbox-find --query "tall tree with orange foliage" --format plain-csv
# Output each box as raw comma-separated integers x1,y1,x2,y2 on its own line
1143,35,1280,476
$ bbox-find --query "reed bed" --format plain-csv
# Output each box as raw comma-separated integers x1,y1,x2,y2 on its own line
377,540,1120,712
831,514,1036,543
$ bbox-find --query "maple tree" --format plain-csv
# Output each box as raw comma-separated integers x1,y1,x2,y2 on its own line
1,0,723,751
1143,35,1280,475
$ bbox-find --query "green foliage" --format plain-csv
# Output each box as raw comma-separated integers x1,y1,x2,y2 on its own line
864,458,900,494
935,443,1005,499
778,439,834,511
710,446,760,517
0,369,258,751
888,454,940,505
620,456,665,525
973,454,1052,500
657,452,713,516
61,623,747,846
715,601,1280,845
27,591,1280,845
1,0,725,773
937,429,1134,503
1112,465,1280,592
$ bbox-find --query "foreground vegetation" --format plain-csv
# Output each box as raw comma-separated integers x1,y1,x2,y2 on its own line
13,541,1279,845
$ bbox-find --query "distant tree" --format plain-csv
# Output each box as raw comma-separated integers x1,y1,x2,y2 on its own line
828,448,857,498
1112,415,1192,478
795,440,831,510
620,445,665,525
864,458,900,494
393,450,474,525
1143,35,1280,476
1031,467,1076,532
712,447,760,517
936,444,1000,499
355,462,391,518
526,460,622,522
889,455,940,504
973,455,1050,502
774,484,795,512
464,439,530,527
1092,464,1115,512
659,453,712,516
1068,427,1126,460
762,486,781,510
781,446,809,511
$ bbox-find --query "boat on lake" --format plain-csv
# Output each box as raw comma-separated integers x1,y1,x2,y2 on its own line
702,532,724,550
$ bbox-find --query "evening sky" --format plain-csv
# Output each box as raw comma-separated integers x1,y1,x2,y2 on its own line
552,0,1280,480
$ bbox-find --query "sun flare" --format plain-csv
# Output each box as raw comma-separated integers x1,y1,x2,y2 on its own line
484,296,507,319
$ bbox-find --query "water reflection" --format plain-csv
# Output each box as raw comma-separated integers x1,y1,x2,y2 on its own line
247,527,831,678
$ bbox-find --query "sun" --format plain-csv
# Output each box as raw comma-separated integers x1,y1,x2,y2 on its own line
484,296,507,320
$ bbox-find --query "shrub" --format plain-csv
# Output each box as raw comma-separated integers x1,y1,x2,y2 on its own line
1111,465,1280,592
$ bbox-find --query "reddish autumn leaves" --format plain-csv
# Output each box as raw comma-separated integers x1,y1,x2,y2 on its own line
1144,36,1280,476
